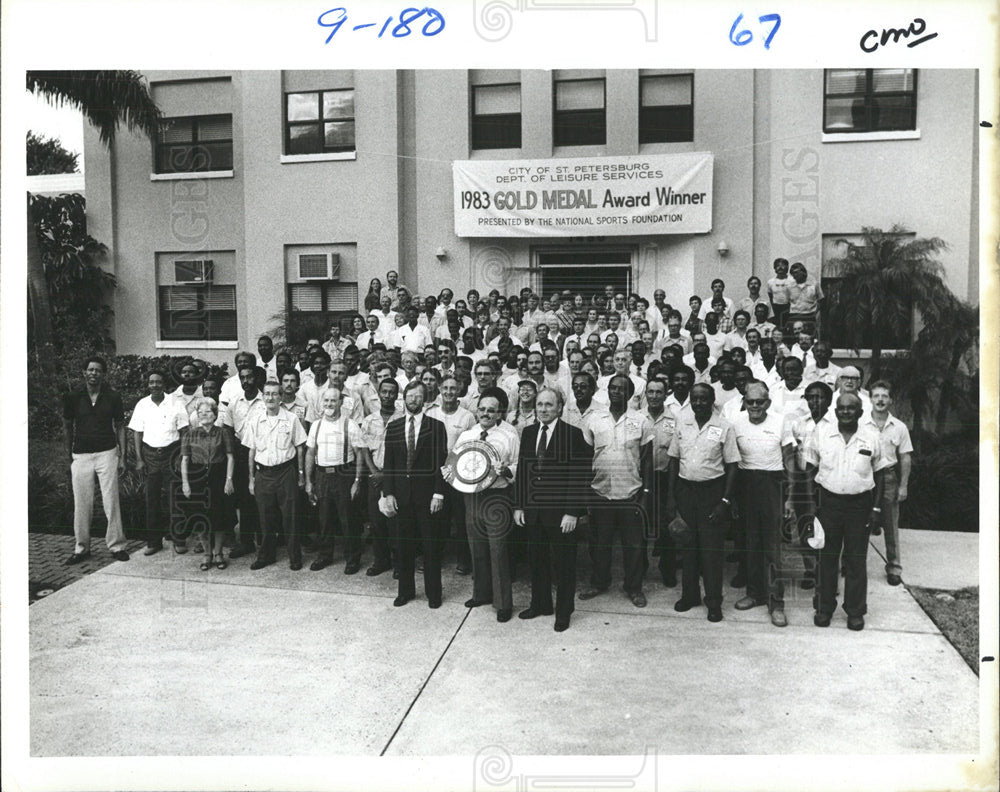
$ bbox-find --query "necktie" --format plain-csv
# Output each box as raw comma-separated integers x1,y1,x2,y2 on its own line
537,422,548,459
368,335,375,351
407,416,416,471
480,429,488,442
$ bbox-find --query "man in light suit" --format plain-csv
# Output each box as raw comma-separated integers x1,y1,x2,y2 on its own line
380,380,449,608
514,387,594,632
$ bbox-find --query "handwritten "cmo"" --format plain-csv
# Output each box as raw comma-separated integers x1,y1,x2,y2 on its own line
860,18,938,52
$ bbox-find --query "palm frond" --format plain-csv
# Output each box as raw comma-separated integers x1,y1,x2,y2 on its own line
27,70,161,146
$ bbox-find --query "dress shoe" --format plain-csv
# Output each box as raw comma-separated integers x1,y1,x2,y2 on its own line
707,607,723,622
173,541,188,555
847,615,865,631
344,561,361,575
518,606,554,620
886,573,902,586
629,591,647,608
143,544,162,556
673,597,700,613
813,612,831,627
870,525,882,536
465,598,490,608
111,550,130,562
228,545,252,560
393,594,413,607
554,619,570,632
497,608,512,623
770,609,788,628
800,577,816,590
64,551,92,566
455,564,471,576
392,570,399,580
729,572,747,589
660,568,677,588
289,560,303,571
249,557,274,571
366,561,392,577
428,598,442,609
734,596,765,611
578,586,607,601
310,557,332,572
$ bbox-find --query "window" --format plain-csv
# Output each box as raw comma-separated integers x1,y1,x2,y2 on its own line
288,282,358,319
823,69,917,134
821,232,915,350
553,78,606,146
471,83,521,150
159,285,237,341
285,89,355,155
639,74,693,143
155,115,233,173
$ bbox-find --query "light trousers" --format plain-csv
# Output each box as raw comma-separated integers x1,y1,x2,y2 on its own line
71,448,127,554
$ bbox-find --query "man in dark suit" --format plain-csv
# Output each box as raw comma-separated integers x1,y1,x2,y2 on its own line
514,387,594,631
380,380,449,608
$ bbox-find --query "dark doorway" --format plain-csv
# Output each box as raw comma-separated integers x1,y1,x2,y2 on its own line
536,249,633,302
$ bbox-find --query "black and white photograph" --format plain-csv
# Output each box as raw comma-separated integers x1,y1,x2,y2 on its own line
2,1,997,790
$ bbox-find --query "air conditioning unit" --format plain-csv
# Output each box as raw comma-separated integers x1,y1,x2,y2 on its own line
298,252,340,280
175,259,214,283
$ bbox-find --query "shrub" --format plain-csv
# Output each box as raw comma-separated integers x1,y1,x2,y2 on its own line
901,428,978,532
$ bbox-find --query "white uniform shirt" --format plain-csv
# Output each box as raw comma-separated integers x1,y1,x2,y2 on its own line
861,413,913,468
564,400,609,433
804,362,842,387
424,404,477,450
667,410,741,482
128,394,188,447
395,323,434,353
222,392,265,442
583,409,652,500
307,414,363,468
806,422,889,494
731,411,788,471
242,406,307,467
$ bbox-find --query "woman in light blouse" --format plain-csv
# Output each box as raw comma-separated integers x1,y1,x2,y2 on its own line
508,379,538,436
181,397,235,570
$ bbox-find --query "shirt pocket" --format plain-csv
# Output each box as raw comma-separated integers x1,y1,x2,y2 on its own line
853,449,873,477
276,427,292,450
592,428,613,450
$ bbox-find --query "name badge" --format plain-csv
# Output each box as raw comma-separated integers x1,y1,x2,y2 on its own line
707,426,723,442
857,439,873,456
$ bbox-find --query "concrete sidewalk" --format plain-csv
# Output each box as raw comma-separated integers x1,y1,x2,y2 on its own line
29,530,980,756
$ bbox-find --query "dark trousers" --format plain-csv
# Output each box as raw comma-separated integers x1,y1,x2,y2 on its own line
589,493,646,596
772,303,790,332
232,449,259,551
183,463,227,546
443,486,471,569
653,471,677,578
254,460,299,565
465,488,513,612
527,517,578,621
816,486,873,618
741,469,785,610
396,496,446,602
141,442,180,547
676,476,727,609
366,475,395,569
317,466,359,564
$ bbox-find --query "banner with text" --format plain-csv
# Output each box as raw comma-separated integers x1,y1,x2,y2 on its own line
453,152,713,238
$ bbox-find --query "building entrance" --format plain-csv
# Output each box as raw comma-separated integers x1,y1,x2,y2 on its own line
535,249,633,302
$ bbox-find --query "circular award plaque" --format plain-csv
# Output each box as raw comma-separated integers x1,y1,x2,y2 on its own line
442,440,502,494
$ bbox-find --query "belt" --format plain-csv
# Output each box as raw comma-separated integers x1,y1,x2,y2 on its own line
318,463,353,473
254,458,296,472
818,485,874,500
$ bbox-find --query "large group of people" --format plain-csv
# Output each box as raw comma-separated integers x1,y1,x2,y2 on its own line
63,259,913,633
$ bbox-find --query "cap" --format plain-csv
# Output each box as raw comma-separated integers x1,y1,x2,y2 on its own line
807,515,826,550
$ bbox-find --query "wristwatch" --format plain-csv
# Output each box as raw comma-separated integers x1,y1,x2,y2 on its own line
720,497,731,505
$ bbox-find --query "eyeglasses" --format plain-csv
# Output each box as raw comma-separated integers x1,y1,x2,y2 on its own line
744,399,768,406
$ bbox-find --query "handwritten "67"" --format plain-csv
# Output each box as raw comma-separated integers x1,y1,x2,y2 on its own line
729,13,781,50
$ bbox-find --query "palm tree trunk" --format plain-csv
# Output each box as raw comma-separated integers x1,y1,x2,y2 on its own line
869,342,882,383
935,338,967,433
27,211,56,378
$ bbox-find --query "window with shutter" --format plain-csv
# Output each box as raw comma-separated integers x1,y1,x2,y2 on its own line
155,114,233,173
823,69,917,134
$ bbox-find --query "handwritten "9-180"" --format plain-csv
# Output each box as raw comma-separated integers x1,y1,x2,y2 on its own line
318,7,445,43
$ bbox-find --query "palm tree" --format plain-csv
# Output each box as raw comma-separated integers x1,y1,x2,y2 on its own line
825,225,951,381
26,70,161,376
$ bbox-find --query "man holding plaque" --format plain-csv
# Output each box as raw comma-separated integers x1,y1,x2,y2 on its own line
453,387,521,623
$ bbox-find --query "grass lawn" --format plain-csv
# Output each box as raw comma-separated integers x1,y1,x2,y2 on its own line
909,586,980,674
